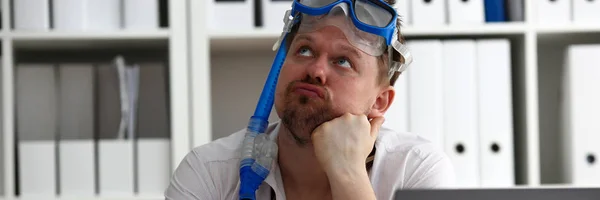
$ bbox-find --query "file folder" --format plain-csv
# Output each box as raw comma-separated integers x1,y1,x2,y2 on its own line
506,0,524,21
442,40,480,188
13,0,50,30
383,71,408,133
97,64,134,195
53,0,121,30
394,0,411,25
135,62,171,195
86,0,121,30
124,0,159,29
484,0,507,22
411,0,446,25
562,45,600,186
406,40,444,149
16,64,57,197
537,0,571,25
448,0,485,24
476,39,515,187
58,64,95,196
262,0,294,31
572,0,600,24
209,0,254,31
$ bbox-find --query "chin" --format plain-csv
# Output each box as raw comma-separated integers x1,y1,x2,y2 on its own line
281,94,338,146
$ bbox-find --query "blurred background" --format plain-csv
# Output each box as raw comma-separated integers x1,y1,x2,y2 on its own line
1,0,600,199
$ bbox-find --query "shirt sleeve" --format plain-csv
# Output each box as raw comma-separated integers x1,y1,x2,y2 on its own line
403,149,456,189
164,150,218,200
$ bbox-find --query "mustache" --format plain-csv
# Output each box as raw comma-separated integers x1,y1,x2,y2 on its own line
286,75,327,94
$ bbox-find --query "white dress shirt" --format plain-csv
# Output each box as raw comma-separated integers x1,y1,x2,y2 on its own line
164,121,455,200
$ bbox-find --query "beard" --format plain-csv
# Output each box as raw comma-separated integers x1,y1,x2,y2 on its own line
280,75,340,147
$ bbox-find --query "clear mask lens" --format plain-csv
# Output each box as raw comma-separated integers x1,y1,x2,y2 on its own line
297,3,387,56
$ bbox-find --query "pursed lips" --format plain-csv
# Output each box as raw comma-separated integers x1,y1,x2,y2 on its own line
293,82,325,98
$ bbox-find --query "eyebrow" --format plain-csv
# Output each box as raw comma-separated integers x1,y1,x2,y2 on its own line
295,34,363,59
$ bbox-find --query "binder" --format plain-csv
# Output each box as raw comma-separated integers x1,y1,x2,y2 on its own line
406,40,444,149
208,0,254,31
483,0,507,22
124,0,160,29
97,64,134,195
136,63,171,195
572,0,600,24
383,71,409,133
53,0,121,30
13,0,50,30
506,0,524,21
53,0,86,30
58,64,95,196
536,0,571,25
448,0,485,24
394,0,411,25
16,64,57,197
442,40,480,188
411,0,446,25
262,0,294,30
86,0,121,30
562,45,600,186
476,39,515,187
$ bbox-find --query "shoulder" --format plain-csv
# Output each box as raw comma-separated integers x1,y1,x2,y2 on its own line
372,127,455,189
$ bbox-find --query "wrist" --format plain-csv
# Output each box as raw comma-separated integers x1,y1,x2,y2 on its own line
325,162,369,182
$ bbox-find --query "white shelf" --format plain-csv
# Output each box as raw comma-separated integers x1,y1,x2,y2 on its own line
536,24,600,34
9,29,170,50
209,23,528,52
4,196,163,200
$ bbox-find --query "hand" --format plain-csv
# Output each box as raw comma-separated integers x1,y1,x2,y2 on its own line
311,113,385,174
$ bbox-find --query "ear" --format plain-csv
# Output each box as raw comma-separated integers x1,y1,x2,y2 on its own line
367,85,395,118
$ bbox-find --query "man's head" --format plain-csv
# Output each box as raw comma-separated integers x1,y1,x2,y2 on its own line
274,0,406,146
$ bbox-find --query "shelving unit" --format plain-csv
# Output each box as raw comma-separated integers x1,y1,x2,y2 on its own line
1,0,196,199
194,0,600,189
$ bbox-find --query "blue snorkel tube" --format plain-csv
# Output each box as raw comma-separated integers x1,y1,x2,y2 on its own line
238,10,297,200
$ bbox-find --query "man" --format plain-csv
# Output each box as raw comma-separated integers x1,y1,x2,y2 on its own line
165,0,455,199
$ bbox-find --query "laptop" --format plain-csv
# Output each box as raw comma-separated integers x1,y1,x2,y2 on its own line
394,187,600,200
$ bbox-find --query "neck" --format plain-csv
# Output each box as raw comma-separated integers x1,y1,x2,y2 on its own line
277,124,331,197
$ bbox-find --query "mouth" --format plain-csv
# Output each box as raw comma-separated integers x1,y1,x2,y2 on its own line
292,82,325,99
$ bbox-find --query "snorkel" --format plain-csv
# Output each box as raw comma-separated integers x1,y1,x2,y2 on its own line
238,10,297,200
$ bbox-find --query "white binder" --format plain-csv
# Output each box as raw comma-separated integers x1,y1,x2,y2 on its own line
16,65,57,197
406,40,444,149
411,0,446,26
442,40,480,188
58,64,95,196
136,63,171,195
262,0,294,31
536,0,571,25
572,0,600,24
562,45,600,186
394,0,411,25
124,0,159,29
208,0,254,31
476,39,515,187
13,0,50,30
447,0,485,24
383,70,409,133
53,0,121,30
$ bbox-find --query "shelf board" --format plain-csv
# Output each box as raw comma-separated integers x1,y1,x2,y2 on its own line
5,195,163,200
209,23,527,52
9,29,170,50
536,24,600,34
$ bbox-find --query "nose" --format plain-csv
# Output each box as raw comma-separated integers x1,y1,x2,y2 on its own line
306,54,328,85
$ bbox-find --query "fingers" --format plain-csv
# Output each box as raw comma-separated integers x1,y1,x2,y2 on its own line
369,116,385,138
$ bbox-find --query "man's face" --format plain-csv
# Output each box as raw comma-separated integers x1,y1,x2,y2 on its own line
274,24,393,146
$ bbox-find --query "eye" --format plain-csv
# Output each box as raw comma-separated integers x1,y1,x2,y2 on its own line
335,57,352,68
297,47,313,57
